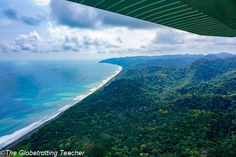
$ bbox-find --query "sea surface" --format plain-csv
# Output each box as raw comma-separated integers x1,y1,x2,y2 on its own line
0,60,119,149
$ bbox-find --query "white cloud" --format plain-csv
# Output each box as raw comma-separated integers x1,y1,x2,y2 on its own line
0,40,19,52
49,0,156,29
152,29,185,44
16,31,43,42
16,31,43,50
140,28,236,54
0,22,157,55
50,0,101,28
1,0,236,60
0,31,44,52
31,0,50,6
1,21,236,56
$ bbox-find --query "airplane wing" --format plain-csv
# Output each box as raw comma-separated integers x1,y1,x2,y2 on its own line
67,0,236,37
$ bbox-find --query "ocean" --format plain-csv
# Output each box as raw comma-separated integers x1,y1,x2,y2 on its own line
0,60,120,149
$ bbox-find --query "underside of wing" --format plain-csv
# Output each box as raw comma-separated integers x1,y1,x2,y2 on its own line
67,0,236,37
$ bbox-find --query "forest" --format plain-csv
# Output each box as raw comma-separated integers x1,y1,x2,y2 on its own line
15,54,236,157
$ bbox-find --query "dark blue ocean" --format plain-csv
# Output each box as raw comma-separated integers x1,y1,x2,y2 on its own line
0,60,119,148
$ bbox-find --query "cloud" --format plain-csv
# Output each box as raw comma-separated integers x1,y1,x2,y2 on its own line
1,21,236,56
213,38,236,46
63,35,113,51
1,7,43,26
140,28,236,54
46,23,121,52
0,23,121,53
0,21,156,55
50,0,100,28
0,31,44,52
31,0,50,6
20,16,42,25
50,0,157,29
0,40,19,52
2,8,18,19
152,29,185,44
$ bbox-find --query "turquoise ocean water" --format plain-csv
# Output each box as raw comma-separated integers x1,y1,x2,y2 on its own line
0,60,118,148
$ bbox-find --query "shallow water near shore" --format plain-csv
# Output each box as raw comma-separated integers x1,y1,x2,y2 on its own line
0,60,120,149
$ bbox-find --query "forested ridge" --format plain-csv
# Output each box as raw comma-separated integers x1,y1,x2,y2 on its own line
15,54,236,157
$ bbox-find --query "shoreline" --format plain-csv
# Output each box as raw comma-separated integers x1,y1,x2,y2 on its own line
0,65,122,150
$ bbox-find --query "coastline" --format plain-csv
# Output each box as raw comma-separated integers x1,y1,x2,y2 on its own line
0,65,122,150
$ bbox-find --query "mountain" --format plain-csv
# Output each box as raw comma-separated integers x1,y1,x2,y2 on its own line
204,53,236,60
14,55,236,157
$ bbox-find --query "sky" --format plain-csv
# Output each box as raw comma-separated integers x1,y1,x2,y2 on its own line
0,0,236,60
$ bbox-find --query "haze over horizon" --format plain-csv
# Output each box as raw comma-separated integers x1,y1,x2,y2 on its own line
0,0,236,60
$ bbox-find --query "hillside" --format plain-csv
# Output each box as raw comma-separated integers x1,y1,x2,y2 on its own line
15,55,236,157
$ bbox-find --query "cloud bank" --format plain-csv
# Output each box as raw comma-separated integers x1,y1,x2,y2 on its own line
0,0,236,59
1,7,43,26
50,0,157,29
